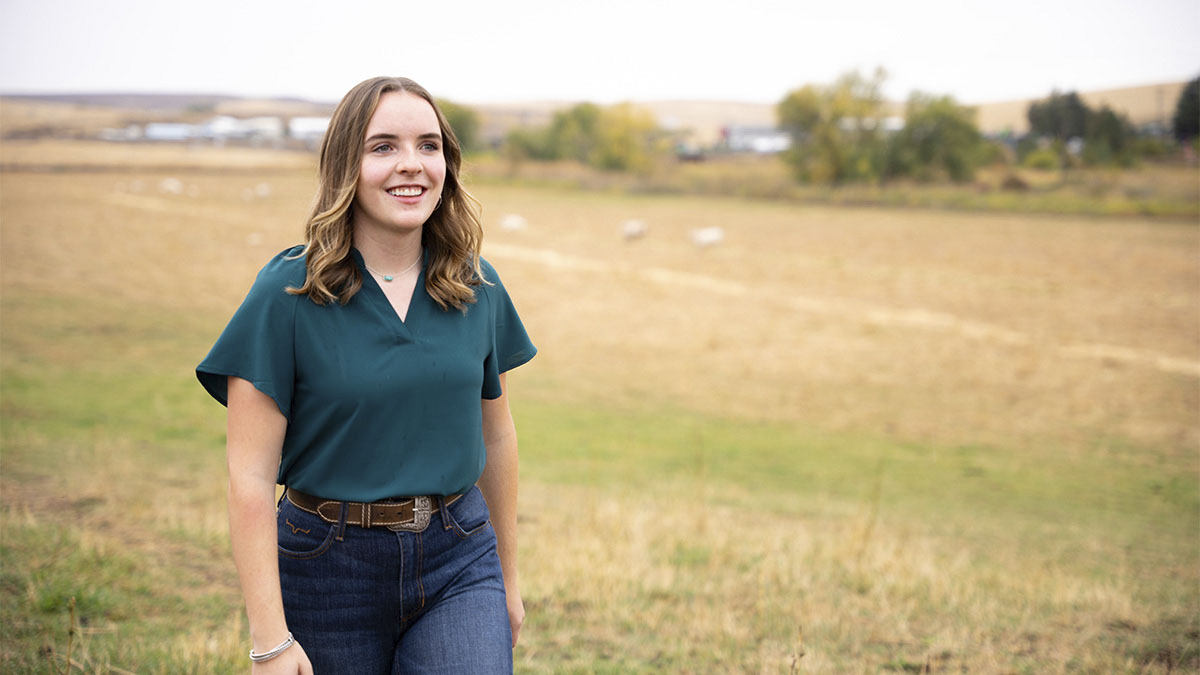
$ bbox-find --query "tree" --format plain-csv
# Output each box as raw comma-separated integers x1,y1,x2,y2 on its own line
436,99,481,154
777,69,889,184
503,126,554,162
1027,91,1090,141
886,94,983,182
1173,77,1199,142
502,102,666,172
1084,105,1135,166
1025,90,1138,168
546,103,603,163
590,103,662,172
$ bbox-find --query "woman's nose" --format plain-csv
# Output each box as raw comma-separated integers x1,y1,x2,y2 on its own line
394,148,422,173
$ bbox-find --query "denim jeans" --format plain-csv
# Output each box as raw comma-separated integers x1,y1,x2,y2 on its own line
276,486,513,674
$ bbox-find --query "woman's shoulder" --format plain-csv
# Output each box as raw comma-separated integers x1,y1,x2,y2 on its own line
478,255,500,282
474,255,528,316
256,245,308,284
247,245,307,300
474,256,509,298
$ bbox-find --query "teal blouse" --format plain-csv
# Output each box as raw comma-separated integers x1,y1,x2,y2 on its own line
196,246,536,501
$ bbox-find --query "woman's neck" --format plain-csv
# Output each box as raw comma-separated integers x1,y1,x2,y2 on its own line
353,225,424,272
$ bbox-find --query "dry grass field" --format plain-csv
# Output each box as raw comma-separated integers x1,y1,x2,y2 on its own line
1,138,1198,673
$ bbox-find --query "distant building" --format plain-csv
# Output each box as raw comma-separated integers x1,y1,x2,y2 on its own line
200,116,239,139
107,115,293,146
231,117,285,146
193,116,286,145
289,116,330,144
98,124,143,141
722,126,791,154
143,123,195,142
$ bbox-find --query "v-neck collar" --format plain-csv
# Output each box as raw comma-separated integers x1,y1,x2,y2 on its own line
351,247,427,338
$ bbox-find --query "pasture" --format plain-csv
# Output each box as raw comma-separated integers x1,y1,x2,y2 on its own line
1,139,1198,673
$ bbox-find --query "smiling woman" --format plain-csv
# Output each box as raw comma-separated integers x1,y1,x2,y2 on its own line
283,78,486,315
196,77,535,675
354,94,446,249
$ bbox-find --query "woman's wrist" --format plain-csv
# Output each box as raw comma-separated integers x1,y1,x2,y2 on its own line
249,631,295,662
249,624,293,655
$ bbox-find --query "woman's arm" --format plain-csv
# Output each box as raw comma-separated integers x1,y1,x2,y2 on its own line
226,376,312,673
477,372,524,647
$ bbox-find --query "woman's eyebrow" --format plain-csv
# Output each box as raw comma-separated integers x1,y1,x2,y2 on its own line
364,132,442,144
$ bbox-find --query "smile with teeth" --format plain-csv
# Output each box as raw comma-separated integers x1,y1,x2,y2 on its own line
387,186,425,197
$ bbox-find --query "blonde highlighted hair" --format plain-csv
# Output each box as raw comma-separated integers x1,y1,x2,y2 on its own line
288,76,485,311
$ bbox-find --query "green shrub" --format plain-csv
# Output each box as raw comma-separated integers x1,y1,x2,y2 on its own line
1022,147,1060,170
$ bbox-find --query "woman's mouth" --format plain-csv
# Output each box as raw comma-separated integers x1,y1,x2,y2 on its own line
387,186,424,197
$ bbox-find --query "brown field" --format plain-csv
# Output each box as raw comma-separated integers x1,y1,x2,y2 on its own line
0,100,142,138
1,139,1197,673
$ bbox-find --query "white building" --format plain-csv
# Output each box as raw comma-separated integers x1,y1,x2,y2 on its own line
289,116,330,142
723,126,792,154
143,123,195,142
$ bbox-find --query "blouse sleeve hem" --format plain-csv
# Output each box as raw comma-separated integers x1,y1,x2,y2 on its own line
195,367,292,422
481,346,537,400
501,346,537,375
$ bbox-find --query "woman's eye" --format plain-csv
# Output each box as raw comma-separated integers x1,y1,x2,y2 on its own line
420,142,439,151
372,143,393,153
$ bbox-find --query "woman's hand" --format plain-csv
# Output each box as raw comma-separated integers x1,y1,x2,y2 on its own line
251,641,313,674
508,588,525,647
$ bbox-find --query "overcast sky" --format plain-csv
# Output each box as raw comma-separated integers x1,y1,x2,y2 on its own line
1,0,1196,105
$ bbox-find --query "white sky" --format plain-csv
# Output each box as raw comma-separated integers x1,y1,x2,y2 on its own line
0,0,1196,105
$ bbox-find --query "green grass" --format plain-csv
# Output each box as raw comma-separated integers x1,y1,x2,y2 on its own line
515,397,1197,547
5,343,1195,671
1,519,243,674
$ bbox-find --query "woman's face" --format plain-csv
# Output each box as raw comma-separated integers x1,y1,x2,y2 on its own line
352,91,447,238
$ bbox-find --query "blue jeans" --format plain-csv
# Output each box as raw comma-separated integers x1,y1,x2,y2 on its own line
276,486,513,674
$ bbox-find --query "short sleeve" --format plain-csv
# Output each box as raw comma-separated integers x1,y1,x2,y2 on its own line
196,250,302,420
480,259,536,400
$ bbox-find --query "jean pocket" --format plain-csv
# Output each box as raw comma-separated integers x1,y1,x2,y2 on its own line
446,489,491,540
277,500,337,560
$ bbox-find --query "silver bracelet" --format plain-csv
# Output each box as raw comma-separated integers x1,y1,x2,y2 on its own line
249,632,295,663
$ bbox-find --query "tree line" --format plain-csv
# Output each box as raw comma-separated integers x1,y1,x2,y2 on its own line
440,73,1199,185
775,70,1198,184
501,102,668,172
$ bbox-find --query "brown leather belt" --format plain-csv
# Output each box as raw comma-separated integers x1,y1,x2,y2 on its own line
285,489,462,532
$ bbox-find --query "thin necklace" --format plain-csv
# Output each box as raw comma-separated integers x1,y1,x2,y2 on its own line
363,252,422,282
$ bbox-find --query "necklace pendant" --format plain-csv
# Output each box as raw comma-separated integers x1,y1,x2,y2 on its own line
383,275,394,282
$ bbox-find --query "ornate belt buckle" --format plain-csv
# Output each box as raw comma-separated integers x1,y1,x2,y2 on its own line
387,496,432,532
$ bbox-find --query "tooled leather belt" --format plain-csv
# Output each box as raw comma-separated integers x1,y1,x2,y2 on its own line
285,488,463,532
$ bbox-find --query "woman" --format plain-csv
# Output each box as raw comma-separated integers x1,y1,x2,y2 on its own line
197,76,535,674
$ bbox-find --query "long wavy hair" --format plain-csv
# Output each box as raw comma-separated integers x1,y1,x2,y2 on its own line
287,76,485,311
